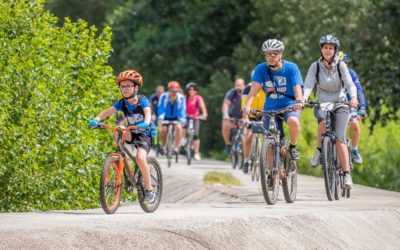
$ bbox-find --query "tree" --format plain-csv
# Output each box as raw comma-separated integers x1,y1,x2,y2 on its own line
0,0,114,211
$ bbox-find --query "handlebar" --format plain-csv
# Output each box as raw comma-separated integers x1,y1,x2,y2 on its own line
250,107,293,116
92,122,138,131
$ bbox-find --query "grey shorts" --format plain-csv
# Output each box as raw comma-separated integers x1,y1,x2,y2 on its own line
263,110,301,138
314,105,349,143
126,132,153,153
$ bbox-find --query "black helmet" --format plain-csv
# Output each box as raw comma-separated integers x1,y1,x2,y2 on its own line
186,82,197,90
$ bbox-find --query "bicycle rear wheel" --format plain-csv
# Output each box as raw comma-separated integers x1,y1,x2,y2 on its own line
166,132,173,168
260,139,279,205
250,136,260,181
99,156,122,214
282,155,297,203
322,136,336,201
137,157,163,213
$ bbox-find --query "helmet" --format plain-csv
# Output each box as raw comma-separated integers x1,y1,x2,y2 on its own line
116,70,143,86
168,81,180,91
337,51,349,62
186,82,197,90
319,35,340,48
262,39,285,52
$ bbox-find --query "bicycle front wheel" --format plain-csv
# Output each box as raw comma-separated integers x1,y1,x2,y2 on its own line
166,131,173,168
137,157,163,213
186,136,193,165
322,136,336,201
99,156,122,214
260,139,279,205
282,155,297,203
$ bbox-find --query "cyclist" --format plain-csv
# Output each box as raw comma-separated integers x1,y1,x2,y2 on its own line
221,78,246,154
241,76,266,174
157,81,186,155
243,39,304,162
89,69,157,203
338,51,367,164
185,82,208,160
304,35,358,188
149,85,165,124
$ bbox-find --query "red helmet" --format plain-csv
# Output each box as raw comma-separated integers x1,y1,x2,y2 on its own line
116,70,143,86
168,81,180,91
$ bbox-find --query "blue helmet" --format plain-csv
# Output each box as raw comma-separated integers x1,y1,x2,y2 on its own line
337,51,349,62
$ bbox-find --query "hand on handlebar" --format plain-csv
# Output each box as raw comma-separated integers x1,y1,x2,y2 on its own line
89,119,99,128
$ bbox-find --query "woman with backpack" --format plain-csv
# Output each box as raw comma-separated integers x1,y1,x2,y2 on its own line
303,35,358,188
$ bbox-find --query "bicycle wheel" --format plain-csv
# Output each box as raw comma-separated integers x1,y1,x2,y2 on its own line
99,156,122,214
250,136,259,181
334,167,340,200
137,157,163,213
166,131,173,168
282,155,297,203
255,136,262,182
260,139,279,205
321,136,336,201
186,136,193,165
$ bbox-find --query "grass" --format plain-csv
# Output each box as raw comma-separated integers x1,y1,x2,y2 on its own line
203,171,241,186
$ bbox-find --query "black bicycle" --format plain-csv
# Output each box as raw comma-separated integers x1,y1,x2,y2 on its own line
251,108,298,205
162,120,180,168
230,118,245,169
305,101,354,200
184,116,196,165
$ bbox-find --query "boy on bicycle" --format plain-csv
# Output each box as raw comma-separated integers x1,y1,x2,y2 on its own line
89,69,157,204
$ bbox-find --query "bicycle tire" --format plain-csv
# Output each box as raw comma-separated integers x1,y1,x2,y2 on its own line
346,189,350,198
137,157,163,213
334,170,340,200
282,155,297,203
166,130,173,168
255,136,261,182
260,139,279,205
322,136,336,201
250,136,259,181
99,156,122,214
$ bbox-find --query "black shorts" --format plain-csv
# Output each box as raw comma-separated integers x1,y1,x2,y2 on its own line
126,132,153,153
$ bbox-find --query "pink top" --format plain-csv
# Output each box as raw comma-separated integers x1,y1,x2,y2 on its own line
185,95,203,118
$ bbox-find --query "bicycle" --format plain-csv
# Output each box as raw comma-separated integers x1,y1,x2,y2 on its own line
92,122,163,214
251,108,298,205
162,120,180,168
305,101,354,200
229,118,245,170
248,120,264,182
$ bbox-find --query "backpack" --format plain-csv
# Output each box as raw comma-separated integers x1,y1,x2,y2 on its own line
120,95,156,139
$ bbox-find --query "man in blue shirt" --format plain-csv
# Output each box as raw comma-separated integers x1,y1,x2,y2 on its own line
338,52,367,164
157,81,186,154
243,39,304,160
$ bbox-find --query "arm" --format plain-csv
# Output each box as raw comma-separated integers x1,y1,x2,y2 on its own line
303,62,317,101
94,106,117,121
199,97,208,119
221,98,231,120
350,69,367,108
340,62,357,108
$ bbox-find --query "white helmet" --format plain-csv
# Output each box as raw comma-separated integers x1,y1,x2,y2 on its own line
262,39,284,52
319,35,340,48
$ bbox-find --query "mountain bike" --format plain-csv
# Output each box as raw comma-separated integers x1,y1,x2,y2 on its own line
92,123,163,214
230,118,245,169
305,102,354,201
251,108,298,205
162,120,180,168
248,120,264,182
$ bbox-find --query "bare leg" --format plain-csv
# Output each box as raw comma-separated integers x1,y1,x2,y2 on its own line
222,119,232,144
317,121,327,148
287,117,301,145
243,130,253,160
159,126,167,147
193,139,200,153
336,140,350,172
136,148,152,190
174,124,183,149
349,120,360,148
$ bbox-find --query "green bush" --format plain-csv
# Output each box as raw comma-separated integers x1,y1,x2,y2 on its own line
0,0,116,211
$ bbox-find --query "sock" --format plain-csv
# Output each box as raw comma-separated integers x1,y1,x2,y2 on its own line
352,147,358,151
317,147,321,152
343,171,349,175
290,143,297,148
244,158,250,163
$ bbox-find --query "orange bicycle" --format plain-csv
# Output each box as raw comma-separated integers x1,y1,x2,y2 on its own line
93,122,163,214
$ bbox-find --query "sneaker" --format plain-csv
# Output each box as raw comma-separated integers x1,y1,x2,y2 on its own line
242,161,249,174
194,153,201,161
289,146,300,160
310,149,321,168
344,174,354,189
225,144,232,154
144,189,156,204
158,147,165,156
351,149,363,164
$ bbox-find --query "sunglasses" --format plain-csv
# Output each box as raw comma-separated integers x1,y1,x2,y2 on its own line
264,52,280,58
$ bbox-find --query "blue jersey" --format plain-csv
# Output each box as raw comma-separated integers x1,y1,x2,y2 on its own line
346,68,367,108
252,60,303,111
157,92,186,124
112,96,156,137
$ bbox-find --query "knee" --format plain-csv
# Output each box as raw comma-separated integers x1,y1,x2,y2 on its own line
136,155,146,164
288,117,300,128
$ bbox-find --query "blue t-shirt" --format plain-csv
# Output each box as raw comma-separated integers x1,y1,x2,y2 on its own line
224,88,242,119
252,60,303,111
346,68,367,108
112,96,155,137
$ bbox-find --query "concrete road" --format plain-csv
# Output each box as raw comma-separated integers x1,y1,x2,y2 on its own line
1,155,399,249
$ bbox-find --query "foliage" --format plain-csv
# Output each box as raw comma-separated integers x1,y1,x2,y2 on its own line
203,171,241,186
0,0,115,211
